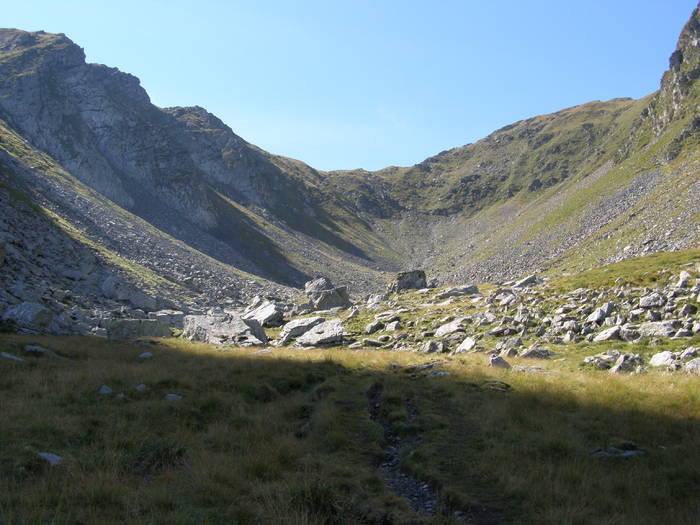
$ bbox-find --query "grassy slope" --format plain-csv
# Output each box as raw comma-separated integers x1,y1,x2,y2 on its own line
3,334,700,524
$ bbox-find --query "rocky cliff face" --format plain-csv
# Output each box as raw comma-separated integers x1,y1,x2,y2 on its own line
647,6,700,135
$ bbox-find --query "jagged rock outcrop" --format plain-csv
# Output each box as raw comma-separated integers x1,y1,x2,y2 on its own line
303,278,352,311
387,271,427,293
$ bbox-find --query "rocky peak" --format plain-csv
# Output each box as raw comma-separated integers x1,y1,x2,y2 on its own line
647,4,700,134
0,28,85,69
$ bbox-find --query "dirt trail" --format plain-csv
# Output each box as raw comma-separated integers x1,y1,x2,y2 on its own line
367,382,440,516
367,381,506,524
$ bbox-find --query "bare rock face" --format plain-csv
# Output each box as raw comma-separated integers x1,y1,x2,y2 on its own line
183,312,267,346
303,278,351,311
387,270,427,294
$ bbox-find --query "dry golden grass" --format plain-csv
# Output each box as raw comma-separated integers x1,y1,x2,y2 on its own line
1,333,700,524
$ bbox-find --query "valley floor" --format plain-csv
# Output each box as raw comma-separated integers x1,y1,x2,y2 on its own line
2,333,700,524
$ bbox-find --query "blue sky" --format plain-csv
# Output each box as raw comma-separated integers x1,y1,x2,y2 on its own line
4,1,697,171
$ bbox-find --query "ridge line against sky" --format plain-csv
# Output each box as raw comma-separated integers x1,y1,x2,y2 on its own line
4,0,697,171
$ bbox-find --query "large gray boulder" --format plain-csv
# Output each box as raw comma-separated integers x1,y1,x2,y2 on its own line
148,309,185,329
649,351,677,367
434,318,467,338
1,302,54,330
278,316,325,345
436,285,479,299
183,312,267,346
593,326,621,342
638,320,681,338
294,319,344,347
512,274,539,288
387,270,427,293
453,336,477,354
685,358,700,375
609,353,644,374
303,278,351,311
106,319,171,339
639,292,666,308
101,275,157,311
243,299,284,327
520,344,555,359
586,302,615,324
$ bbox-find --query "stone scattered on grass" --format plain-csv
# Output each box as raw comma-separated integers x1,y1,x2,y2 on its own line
1,351,25,362
98,384,112,395
163,393,183,401
24,345,63,358
488,355,511,369
138,351,153,359
36,452,63,466
591,441,646,459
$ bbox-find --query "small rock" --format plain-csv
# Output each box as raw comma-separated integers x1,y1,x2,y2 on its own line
36,452,63,466
364,320,384,336
488,355,511,369
163,393,183,401
1,351,25,362
138,351,153,359
98,384,112,395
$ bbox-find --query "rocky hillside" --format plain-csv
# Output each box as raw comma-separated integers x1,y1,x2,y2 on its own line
0,4,699,335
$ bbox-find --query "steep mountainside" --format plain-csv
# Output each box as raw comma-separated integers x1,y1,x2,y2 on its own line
0,5,699,333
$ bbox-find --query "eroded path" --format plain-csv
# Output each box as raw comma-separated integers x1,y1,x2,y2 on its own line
367,382,441,516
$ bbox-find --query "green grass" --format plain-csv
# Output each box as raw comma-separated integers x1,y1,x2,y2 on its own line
2,330,700,524
548,249,700,292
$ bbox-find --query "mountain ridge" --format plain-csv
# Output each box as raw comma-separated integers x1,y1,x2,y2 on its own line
0,5,699,333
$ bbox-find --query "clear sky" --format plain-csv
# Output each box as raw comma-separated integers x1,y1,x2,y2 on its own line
4,1,697,171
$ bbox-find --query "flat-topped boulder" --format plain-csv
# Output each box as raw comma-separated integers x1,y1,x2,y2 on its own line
183,312,267,346
294,319,344,347
638,320,681,338
436,285,479,300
